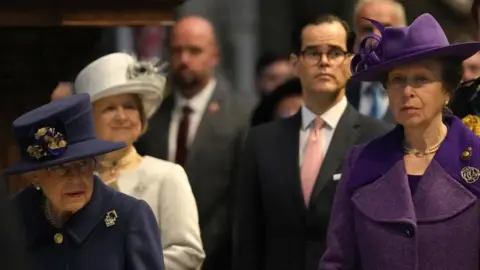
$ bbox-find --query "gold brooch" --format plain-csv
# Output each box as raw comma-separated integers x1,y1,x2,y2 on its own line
462,147,473,161
461,166,480,183
104,210,118,227
26,127,67,160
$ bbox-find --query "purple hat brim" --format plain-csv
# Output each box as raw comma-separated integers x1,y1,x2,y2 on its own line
3,139,125,175
351,42,480,81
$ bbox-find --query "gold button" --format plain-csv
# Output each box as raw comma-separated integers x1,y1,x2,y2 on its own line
54,233,63,244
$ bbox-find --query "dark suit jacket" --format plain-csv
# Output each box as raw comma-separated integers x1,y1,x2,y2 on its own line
346,80,395,124
12,177,164,270
136,79,250,270
232,105,392,270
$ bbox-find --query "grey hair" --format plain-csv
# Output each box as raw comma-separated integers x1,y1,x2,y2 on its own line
353,0,407,29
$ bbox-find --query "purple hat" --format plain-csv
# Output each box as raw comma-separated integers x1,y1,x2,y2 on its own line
351,13,480,81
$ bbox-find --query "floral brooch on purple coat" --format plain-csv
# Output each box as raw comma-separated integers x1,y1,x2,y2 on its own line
350,18,385,75
26,127,67,160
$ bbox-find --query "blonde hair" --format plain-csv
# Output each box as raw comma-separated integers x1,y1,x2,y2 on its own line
353,0,407,29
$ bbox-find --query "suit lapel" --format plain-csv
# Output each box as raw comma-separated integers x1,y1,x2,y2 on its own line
186,83,225,166
309,105,360,206
280,112,306,213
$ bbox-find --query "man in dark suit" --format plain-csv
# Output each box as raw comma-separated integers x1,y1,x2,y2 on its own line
232,14,392,270
135,16,250,270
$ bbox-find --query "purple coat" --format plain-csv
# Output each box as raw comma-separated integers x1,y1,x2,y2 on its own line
319,116,480,270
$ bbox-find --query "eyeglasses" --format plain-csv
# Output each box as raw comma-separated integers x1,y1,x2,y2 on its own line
47,159,93,177
299,47,350,66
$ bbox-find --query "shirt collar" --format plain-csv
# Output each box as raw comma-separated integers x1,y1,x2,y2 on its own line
301,96,348,130
174,79,217,113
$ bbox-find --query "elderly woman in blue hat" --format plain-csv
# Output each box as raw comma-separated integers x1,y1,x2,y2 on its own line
7,93,165,270
319,14,480,270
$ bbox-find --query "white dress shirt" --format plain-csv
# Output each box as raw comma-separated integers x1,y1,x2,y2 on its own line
168,79,217,162
358,81,389,119
299,97,348,165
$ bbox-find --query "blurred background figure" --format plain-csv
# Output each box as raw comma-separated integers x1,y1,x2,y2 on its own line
50,82,73,101
346,0,407,123
255,52,294,97
136,16,250,270
251,78,302,126
462,51,480,82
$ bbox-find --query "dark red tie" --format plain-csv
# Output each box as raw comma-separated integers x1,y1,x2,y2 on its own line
175,106,193,166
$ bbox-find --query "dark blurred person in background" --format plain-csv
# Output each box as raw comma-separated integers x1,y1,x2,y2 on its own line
251,78,302,126
50,82,72,101
136,16,249,270
346,0,406,123
255,53,294,96
251,53,295,125
449,0,480,126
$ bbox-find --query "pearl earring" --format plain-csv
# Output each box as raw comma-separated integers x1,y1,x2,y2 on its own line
34,185,41,190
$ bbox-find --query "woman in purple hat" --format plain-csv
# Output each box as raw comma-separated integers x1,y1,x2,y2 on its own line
319,14,480,269
6,93,165,270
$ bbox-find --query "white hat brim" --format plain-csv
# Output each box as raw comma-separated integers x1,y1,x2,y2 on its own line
89,80,165,118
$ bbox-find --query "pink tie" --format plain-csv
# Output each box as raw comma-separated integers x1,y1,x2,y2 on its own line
301,117,324,205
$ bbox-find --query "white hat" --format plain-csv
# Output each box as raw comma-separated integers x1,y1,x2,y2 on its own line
74,52,167,118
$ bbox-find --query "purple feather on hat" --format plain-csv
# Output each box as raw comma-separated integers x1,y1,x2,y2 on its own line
351,18,385,74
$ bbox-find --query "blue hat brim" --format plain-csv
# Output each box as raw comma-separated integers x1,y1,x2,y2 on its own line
351,42,480,82
3,138,125,176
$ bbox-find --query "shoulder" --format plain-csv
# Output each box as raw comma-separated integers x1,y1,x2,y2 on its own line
356,113,394,136
140,156,189,186
107,187,156,228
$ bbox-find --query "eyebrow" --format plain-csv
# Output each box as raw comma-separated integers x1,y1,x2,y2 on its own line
302,45,345,51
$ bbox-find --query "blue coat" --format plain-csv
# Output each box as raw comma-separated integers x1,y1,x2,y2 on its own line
12,176,165,270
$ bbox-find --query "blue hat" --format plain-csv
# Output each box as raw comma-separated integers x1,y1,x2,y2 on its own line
4,93,126,175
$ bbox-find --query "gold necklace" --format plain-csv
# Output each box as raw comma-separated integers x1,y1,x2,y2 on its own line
403,135,445,157
97,147,140,184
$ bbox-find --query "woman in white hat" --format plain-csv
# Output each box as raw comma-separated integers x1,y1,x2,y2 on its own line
74,52,205,270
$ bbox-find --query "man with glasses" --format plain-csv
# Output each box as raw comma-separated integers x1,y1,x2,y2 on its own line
232,14,391,270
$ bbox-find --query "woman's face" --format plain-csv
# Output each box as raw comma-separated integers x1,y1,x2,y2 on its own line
274,95,303,118
32,159,95,214
93,94,143,145
386,60,450,128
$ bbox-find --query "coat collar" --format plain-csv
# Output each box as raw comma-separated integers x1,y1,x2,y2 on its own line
22,176,115,247
348,116,480,223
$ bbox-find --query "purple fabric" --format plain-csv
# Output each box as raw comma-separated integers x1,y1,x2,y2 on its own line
319,116,480,269
350,13,480,81
408,175,422,195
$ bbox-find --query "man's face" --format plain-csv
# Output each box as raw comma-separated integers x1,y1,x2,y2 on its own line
293,22,351,96
462,52,480,82
258,60,294,94
354,2,403,51
170,24,219,90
